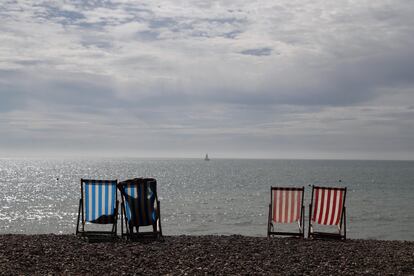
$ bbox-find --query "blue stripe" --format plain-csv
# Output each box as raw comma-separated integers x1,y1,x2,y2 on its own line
130,186,135,223
84,181,89,221
149,184,156,222
83,179,119,222
138,184,143,225
111,183,116,214
98,182,102,218
142,184,149,225
91,180,96,221
126,186,131,220
135,184,140,225
105,182,109,215
123,186,127,219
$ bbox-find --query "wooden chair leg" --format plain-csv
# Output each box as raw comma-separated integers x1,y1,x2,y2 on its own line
157,201,163,238
76,199,82,235
308,204,312,239
343,207,347,240
120,203,124,238
267,204,271,237
301,205,305,238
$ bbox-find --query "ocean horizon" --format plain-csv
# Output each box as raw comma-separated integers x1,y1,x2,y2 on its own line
1,158,413,241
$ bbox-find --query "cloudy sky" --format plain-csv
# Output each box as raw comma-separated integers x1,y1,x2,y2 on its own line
1,0,414,159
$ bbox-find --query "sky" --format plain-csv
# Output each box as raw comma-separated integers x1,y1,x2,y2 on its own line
1,0,414,160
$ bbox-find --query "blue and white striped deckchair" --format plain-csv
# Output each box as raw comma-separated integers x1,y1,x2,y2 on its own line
118,178,162,239
76,179,118,238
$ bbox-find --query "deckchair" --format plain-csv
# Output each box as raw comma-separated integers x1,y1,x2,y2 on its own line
76,179,119,239
308,186,347,240
118,178,162,240
268,187,305,237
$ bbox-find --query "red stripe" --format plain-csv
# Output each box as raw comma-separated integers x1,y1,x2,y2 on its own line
278,190,283,222
317,189,325,224
290,190,295,223
279,190,284,222
284,190,289,223
329,190,338,225
312,188,319,221
278,191,283,223
335,191,344,225
323,189,332,225
272,189,304,223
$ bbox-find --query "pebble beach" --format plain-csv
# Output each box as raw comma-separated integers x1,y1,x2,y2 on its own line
0,234,413,275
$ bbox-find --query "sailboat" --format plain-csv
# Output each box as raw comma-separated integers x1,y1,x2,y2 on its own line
204,153,210,161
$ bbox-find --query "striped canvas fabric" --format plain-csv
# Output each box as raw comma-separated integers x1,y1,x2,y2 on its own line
311,186,346,226
120,179,157,227
271,188,303,223
82,179,117,223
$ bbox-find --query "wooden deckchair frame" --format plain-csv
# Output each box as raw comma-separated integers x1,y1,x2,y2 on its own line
308,185,347,240
118,178,163,240
76,179,119,240
268,186,305,238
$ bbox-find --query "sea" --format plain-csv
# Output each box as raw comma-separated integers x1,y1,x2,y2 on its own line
0,158,413,241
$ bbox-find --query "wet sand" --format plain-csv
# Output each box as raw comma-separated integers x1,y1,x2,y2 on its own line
0,234,413,275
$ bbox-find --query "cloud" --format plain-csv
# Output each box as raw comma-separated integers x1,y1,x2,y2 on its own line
0,0,414,159
240,47,273,56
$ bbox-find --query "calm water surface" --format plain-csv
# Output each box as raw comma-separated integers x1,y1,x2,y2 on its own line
0,158,413,240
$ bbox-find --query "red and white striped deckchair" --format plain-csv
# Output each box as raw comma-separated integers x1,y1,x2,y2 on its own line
308,186,347,240
268,187,305,237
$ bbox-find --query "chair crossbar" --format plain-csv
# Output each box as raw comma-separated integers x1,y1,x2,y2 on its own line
268,231,304,236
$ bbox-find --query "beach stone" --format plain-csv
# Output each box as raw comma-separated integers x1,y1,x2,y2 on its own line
0,235,413,275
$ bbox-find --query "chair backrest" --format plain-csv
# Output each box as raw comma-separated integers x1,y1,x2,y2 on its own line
118,178,158,226
311,186,346,226
81,179,117,224
271,187,304,223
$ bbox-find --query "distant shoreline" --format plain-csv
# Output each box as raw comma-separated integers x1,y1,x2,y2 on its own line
1,234,413,275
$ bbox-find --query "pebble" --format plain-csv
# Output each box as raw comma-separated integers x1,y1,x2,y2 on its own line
0,234,413,275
